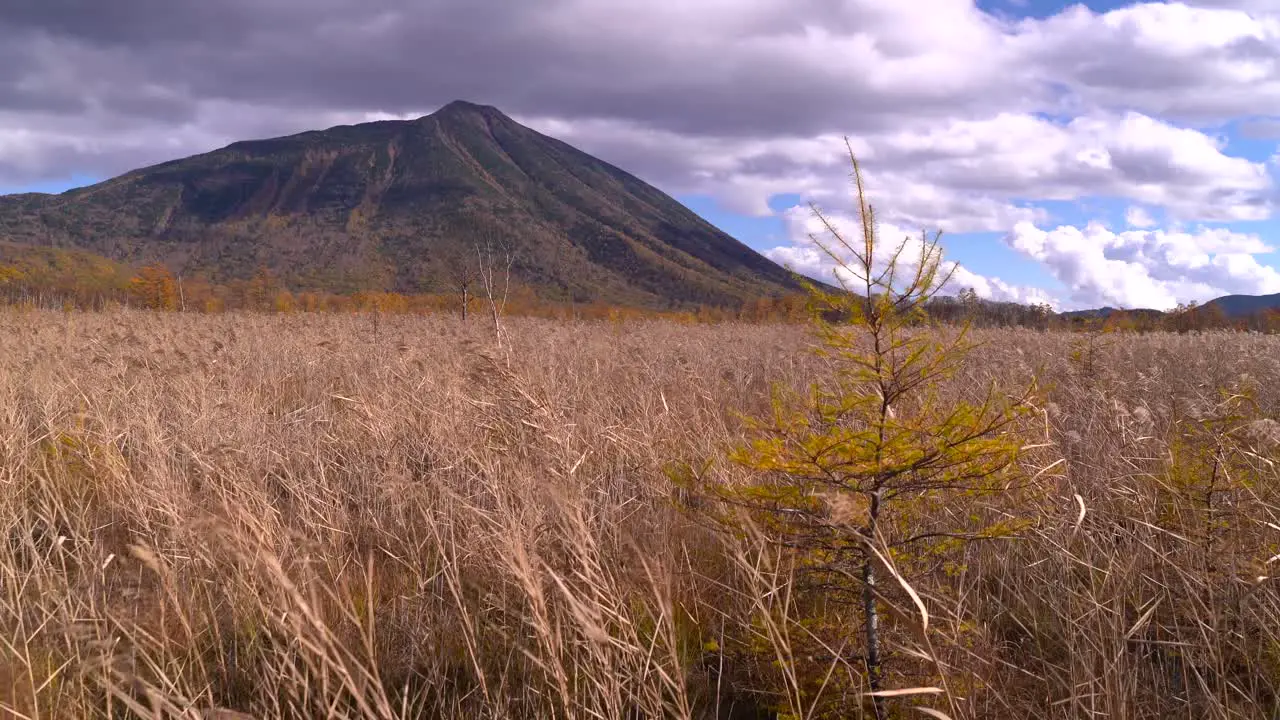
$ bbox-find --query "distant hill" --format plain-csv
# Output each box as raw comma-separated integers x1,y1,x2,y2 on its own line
1059,306,1164,321
1059,306,1124,320
1062,293,1280,321
1204,293,1280,317
0,101,802,309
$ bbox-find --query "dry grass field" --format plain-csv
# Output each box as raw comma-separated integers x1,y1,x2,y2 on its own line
3,309,1280,719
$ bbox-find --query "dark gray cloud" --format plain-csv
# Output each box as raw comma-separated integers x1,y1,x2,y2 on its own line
0,0,1034,151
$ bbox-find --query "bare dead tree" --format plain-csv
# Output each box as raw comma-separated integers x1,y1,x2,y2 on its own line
476,235,515,347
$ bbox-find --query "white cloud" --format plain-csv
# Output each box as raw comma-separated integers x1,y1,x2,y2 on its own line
950,265,1058,308
861,111,1272,223
764,205,1057,307
1007,222,1280,310
1012,2,1280,122
1125,206,1157,228
1180,1,1280,17
536,107,1273,235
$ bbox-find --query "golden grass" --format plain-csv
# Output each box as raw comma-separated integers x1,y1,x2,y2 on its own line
2,309,1279,719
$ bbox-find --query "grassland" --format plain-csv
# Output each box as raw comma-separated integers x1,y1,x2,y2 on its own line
3,310,1280,719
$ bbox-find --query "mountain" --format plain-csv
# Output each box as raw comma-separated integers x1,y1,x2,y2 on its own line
0,101,802,308
1204,293,1280,317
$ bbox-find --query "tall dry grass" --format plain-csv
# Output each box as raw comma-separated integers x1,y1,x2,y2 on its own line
1,309,1278,719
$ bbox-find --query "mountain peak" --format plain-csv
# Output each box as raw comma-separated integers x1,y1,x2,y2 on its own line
432,100,508,120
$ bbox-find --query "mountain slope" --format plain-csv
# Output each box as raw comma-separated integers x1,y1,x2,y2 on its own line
0,101,802,307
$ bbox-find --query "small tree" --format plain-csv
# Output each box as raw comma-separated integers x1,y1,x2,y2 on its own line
273,289,297,313
441,252,479,322
244,266,279,312
958,286,981,324
129,264,179,311
0,264,23,304
691,141,1034,717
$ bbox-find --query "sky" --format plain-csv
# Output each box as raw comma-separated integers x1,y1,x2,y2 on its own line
1,0,1279,310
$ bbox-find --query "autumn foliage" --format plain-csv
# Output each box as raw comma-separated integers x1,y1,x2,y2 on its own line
0,238,1275,334
128,264,180,310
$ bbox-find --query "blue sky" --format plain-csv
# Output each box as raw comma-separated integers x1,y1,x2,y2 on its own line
0,175,99,196
1,0,1278,310
980,0,1138,17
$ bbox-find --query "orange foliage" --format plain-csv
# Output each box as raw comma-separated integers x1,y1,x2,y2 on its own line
128,264,179,311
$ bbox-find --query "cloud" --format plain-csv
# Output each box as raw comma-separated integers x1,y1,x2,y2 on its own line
1012,2,1280,122
764,205,1057,307
858,111,1272,223
0,101,408,185
1183,1,1280,15
0,0,1019,190
1007,222,1280,310
1125,206,1157,229
949,265,1058,308
533,108,1272,232
0,0,1274,223
0,0,1027,137
1239,117,1280,139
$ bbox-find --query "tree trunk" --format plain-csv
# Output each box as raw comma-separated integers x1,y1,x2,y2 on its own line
490,302,501,345
864,490,884,719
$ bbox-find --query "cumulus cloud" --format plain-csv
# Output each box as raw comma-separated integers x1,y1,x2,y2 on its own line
764,205,1057,307
534,108,1272,231
1012,2,1280,122
857,111,1272,223
949,265,1059,308
1125,206,1158,228
1007,222,1280,310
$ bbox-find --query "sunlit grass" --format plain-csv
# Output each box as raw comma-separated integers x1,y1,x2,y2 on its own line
2,309,1279,718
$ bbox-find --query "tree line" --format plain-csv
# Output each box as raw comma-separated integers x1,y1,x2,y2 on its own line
2,255,1277,332
0,259,814,324
932,289,1280,334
